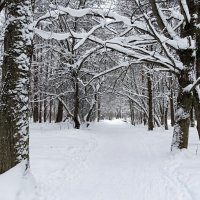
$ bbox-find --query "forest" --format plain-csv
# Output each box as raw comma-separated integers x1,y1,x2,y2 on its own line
0,0,200,200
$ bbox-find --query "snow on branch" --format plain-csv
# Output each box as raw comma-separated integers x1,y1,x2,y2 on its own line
183,77,200,93
34,4,132,28
180,0,191,23
74,24,102,50
115,91,148,117
37,91,74,118
87,35,180,73
35,28,71,40
86,61,131,86
75,46,103,71
35,25,179,74
33,2,194,76
148,0,177,39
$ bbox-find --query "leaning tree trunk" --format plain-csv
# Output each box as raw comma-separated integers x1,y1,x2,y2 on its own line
0,0,33,174
0,1,5,12
85,99,96,123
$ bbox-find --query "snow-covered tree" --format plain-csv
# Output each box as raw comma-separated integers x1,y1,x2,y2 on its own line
21,0,200,149
0,0,33,174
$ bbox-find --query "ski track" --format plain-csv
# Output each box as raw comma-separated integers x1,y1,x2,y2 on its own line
30,121,199,200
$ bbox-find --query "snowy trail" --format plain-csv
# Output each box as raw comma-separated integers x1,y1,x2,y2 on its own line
30,120,200,200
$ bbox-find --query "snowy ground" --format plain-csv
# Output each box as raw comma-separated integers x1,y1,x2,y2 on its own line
1,120,200,200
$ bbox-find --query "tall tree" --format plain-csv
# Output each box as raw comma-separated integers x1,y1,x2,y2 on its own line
170,0,197,150
193,1,200,139
0,0,33,174
147,67,154,131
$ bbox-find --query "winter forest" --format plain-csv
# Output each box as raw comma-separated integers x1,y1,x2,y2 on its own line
0,0,200,199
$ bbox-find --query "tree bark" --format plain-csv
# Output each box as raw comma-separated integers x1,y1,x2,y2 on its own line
33,53,39,123
193,1,200,139
0,0,33,174
194,92,200,139
129,99,135,126
147,71,154,131
164,98,169,130
55,100,63,123
39,94,42,123
73,76,80,129
43,98,47,123
33,94,39,123
171,69,193,150
49,98,52,123
190,106,195,127
171,1,196,150
86,95,96,123
170,89,175,127
96,94,101,122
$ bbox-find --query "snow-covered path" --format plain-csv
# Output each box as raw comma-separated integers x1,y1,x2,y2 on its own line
30,120,200,200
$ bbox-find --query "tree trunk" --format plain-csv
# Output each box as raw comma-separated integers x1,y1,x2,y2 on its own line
73,77,80,129
129,99,135,126
164,98,169,130
194,90,200,139
43,64,48,123
170,89,175,127
49,98,52,123
193,2,200,139
147,71,154,131
33,94,39,123
39,94,42,123
55,100,63,123
43,98,47,123
143,114,147,125
96,94,101,122
33,53,39,123
190,106,195,127
86,96,96,123
171,69,193,150
160,100,164,126
171,1,196,150
0,0,33,174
